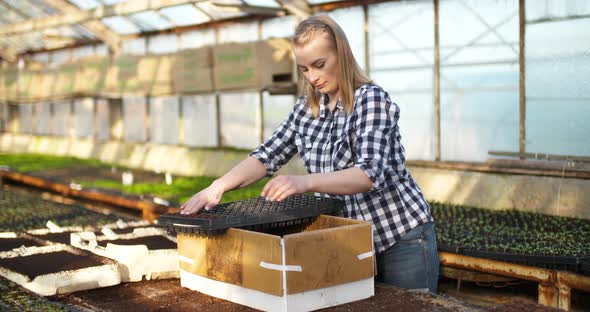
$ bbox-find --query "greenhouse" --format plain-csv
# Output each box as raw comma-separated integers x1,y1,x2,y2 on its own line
0,0,589,311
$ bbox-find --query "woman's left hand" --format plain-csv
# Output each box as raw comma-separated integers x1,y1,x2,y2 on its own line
262,175,310,201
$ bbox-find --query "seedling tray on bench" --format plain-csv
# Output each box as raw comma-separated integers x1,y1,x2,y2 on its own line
158,194,344,235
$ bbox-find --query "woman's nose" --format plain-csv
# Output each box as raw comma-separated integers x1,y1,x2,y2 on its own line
308,71,319,83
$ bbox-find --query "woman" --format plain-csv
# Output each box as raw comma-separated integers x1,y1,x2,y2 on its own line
180,15,439,293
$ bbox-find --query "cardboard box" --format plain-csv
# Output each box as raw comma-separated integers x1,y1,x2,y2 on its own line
3,67,19,102
145,55,174,96
107,54,142,94
53,62,78,98
177,215,374,311
38,70,57,101
212,39,293,91
17,70,34,100
74,56,110,95
172,47,213,94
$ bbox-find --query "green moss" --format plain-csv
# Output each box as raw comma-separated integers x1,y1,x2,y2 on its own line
82,176,269,205
0,153,110,172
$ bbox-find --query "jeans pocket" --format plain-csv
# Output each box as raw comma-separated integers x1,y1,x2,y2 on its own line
398,224,424,243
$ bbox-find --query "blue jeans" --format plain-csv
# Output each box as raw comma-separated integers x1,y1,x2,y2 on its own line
375,222,440,293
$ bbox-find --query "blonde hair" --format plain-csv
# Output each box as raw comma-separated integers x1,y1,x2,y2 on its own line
293,15,371,117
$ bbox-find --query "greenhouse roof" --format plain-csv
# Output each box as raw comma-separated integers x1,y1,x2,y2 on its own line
0,0,352,61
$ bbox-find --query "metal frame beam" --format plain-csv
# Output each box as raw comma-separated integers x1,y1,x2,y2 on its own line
39,0,123,55
274,0,310,21
0,0,203,37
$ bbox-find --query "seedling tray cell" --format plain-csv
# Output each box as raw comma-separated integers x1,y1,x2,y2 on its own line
158,194,343,235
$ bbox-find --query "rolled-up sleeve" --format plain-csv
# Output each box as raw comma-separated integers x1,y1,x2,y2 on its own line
249,100,301,176
353,87,397,193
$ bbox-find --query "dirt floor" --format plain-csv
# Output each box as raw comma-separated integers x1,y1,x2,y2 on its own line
52,279,480,312
51,278,569,312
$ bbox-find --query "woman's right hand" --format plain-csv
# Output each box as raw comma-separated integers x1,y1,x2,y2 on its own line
179,181,225,215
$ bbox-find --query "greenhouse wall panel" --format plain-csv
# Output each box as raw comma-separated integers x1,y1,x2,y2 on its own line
219,92,261,150
181,94,217,147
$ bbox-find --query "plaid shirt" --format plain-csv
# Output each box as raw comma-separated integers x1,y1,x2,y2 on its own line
249,84,433,252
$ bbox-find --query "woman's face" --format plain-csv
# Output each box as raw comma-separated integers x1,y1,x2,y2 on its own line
293,32,340,101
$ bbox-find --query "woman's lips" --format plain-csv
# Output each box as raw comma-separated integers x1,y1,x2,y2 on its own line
316,82,326,89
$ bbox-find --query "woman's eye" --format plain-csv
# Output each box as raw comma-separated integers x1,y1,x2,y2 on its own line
316,63,325,68
300,67,308,72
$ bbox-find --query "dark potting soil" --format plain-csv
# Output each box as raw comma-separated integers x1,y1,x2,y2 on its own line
0,237,43,252
52,279,471,312
98,236,176,250
95,226,155,236
0,251,106,280
31,232,73,245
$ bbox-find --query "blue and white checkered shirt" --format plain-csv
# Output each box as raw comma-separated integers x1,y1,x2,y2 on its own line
249,84,433,253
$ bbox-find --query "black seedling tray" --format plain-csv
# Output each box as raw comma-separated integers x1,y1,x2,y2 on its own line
157,194,343,235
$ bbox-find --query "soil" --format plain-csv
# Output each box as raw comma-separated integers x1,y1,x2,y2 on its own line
32,167,169,185
98,236,176,250
0,251,106,280
53,279,474,312
31,232,73,245
0,237,43,251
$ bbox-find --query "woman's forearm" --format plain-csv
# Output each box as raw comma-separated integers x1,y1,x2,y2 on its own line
306,167,372,195
213,156,268,192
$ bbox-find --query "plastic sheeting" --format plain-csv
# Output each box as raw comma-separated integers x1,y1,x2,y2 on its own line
525,10,590,156
181,94,217,147
34,102,52,135
123,95,147,142
150,96,179,145
262,16,296,40
95,98,110,141
369,0,435,161
219,92,261,149
52,101,71,137
148,34,178,54
328,6,366,71
73,98,94,138
122,38,146,55
218,21,260,44
262,92,294,141
18,104,33,134
180,29,215,50
439,0,519,161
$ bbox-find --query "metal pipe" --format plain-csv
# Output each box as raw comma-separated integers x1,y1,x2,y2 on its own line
440,252,590,311
518,0,526,160
557,271,590,293
439,252,555,283
433,0,441,161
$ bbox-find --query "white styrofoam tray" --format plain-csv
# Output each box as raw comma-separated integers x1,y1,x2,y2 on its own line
0,245,120,296
71,227,179,282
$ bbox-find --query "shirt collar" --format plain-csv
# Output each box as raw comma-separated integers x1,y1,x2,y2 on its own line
319,94,343,118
